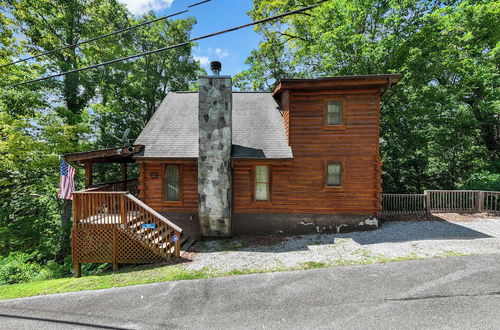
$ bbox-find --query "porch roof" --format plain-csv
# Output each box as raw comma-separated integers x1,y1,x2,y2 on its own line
63,145,144,163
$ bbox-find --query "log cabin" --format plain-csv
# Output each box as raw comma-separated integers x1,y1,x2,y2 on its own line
64,62,400,275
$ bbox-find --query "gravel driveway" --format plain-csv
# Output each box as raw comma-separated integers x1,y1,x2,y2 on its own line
183,219,500,272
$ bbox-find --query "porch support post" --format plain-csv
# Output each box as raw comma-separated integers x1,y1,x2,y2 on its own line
74,263,81,278
85,162,93,188
121,163,127,191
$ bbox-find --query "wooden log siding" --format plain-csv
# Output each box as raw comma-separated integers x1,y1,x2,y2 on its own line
233,89,382,215
138,161,198,212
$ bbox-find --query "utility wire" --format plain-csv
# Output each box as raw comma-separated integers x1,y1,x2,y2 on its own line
10,1,327,87
0,0,217,69
188,0,213,7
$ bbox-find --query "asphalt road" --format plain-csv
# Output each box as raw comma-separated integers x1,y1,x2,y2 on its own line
1,254,500,329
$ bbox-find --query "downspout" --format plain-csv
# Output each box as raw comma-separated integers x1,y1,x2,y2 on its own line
381,76,393,97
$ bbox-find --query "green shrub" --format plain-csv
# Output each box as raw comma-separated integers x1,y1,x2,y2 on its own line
462,171,500,191
0,252,42,285
0,253,74,285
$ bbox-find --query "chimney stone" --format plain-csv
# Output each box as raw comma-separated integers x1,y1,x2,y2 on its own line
198,74,232,237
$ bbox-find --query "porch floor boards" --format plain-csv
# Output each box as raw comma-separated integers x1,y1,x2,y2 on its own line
78,211,142,225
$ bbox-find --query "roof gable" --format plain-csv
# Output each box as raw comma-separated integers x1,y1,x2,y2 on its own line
134,92,293,159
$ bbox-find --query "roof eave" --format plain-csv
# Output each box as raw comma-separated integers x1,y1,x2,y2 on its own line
63,145,144,163
273,74,402,96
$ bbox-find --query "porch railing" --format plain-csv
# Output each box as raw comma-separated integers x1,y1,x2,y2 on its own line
381,190,500,215
89,178,138,196
381,194,427,215
72,189,182,276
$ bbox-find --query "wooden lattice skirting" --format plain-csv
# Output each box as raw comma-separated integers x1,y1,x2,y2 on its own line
72,227,167,265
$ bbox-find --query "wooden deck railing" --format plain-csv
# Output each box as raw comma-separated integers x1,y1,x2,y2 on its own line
88,178,138,196
72,189,182,276
425,190,477,212
381,194,427,215
382,190,500,215
484,191,500,212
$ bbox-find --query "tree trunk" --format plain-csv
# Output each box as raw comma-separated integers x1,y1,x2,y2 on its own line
55,199,72,264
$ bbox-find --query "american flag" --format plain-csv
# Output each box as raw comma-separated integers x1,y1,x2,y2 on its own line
58,160,76,200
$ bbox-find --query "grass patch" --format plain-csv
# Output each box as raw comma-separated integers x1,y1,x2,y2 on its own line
0,265,212,300
208,240,250,251
300,261,328,269
0,251,472,301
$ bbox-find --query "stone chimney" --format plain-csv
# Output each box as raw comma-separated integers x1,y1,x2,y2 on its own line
198,61,232,237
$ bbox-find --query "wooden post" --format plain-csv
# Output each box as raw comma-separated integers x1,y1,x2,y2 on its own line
424,190,431,214
175,231,181,258
85,162,93,188
121,163,128,191
120,194,127,224
74,263,81,278
112,229,118,272
73,193,79,225
72,192,80,278
476,191,485,213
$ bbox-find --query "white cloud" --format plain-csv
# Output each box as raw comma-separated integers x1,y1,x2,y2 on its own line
215,48,229,59
193,55,210,66
118,0,174,15
207,47,230,59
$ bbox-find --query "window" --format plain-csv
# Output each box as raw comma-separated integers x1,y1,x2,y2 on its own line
165,165,180,201
255,165,269,201
326,101,342,125
326,163,342,187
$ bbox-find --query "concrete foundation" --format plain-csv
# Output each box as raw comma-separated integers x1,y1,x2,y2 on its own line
162,212,378,238
232,213,379,236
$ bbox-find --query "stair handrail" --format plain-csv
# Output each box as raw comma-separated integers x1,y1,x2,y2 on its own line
124,193,183,233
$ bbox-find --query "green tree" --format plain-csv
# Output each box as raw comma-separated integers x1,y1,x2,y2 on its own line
0,0,202,265
236,0,499,192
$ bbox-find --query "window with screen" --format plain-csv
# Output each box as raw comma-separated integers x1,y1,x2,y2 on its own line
165,165,180,201
326,163,342,187
255,165,269,201
326,101,342,125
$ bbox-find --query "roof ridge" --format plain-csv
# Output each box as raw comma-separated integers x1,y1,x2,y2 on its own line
171,91,271,94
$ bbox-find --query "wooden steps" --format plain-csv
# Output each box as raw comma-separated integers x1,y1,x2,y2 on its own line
72,191,186,277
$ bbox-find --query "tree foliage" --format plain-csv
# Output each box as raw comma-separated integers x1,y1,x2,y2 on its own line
0,0,202,262
235,0,499,193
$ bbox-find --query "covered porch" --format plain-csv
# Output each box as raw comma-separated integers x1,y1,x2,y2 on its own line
64,145,144,194
63,145,189,277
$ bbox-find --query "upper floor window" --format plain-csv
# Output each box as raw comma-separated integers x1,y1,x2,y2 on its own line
255,165,269,201
326,162,342,187
165,164,180,201
326,101,342,125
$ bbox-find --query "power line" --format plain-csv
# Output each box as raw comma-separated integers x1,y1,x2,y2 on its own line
0,0,217,69
10,1,327,87
188,0,213,8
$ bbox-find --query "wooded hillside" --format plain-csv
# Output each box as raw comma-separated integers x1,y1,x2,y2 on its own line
0,0,203,274
235,0,499,193
0,0,498,282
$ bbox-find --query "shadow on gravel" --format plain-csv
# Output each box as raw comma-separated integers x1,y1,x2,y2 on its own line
337,221,493,245
190,220,495,253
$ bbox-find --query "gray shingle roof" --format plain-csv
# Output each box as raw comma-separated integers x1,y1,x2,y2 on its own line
134,92,293,159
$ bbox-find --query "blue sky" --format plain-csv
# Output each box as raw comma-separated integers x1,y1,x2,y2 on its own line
118,0,260,76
